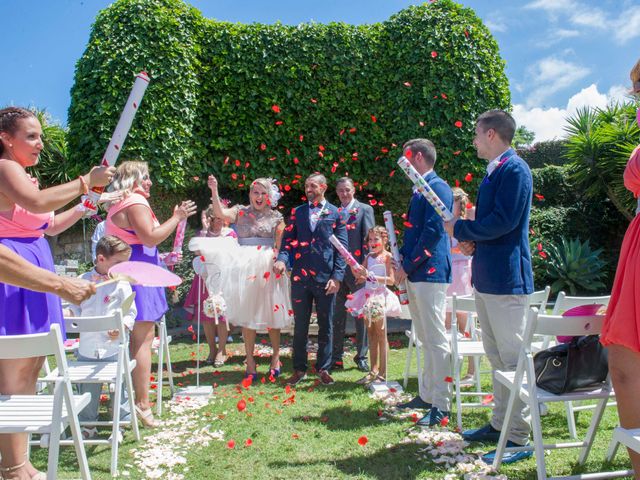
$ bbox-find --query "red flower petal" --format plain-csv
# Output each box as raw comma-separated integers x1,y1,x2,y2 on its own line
358,435,368,446
454,121,463,128
260,143,267,151
403,81,412,87
271,105,281,113
482,394,494,405
371,114,377,123
440,416,449,427
244,438,253,447
237,399,247,412
444,376,453,383
227,439,235,449
464,173,473,182
431,51,438,58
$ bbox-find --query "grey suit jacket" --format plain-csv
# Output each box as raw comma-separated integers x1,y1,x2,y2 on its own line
340,199,375,291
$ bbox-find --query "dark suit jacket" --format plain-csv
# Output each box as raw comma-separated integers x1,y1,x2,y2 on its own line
454,149,534,295
277,201,348,284
339,200,375,290
399,171,453,284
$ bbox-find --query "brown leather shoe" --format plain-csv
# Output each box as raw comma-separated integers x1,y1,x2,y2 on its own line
286,370,307,386
318,370,335,385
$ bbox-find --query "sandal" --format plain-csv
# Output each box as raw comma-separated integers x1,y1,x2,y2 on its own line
214,352,227,368
356,372,378,385
0,461,46,480
135,405,160,428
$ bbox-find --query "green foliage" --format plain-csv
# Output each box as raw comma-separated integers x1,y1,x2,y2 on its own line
518,140,568,169
68,0,510,207
513,125,535,148
530,165,576,207
27,110,73,188
545,237,607,295
564,102,640,221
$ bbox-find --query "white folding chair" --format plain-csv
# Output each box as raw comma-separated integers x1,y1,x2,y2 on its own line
492,308,631,479
607,427,640,464
402,324,422,389
0,324,92,480
450,294,493,431
551,293,612,439
151,315,175,416
43,296,140,476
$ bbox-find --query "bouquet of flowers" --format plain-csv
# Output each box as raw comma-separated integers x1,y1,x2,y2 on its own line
203,292,227,319
363,294,386,326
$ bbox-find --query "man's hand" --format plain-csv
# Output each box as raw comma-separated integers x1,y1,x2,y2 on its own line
325,279,340,295
57,277,96,305
273,260,286,275
459,241,476,256
394,265,408,285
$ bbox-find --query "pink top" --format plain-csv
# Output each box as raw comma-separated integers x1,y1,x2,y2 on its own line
105,193,159,245
0,174,54,238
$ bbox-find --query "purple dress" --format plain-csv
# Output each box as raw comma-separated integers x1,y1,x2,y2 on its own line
0,197,64,337
105,193,168,322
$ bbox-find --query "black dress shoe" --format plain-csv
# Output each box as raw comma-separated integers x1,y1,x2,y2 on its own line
396,396,432,410
354,358,370,372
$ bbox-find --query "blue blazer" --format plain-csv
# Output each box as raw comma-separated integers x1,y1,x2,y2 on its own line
277,201,348,284
454,149,534,295
399,171,453,284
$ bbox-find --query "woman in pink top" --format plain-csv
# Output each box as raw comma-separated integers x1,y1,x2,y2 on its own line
0,107,114,480
107,161,196,428
601,59,640,475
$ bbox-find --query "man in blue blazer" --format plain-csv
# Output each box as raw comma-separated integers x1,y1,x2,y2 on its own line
331,177,374,373
394,138,454,427
274,173,348,386
446,110,534,464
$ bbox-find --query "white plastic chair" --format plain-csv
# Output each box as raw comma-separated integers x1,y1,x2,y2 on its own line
450,294,493,431
43,297,140,476
551,293,612,439
0,324,92,480
151,315,175,416
492,308,630,479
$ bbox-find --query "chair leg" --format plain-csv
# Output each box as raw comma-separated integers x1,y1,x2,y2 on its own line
163,326,175,395
415,342,422,393
606,429,620,463
110,379,122,477
565,400,578,439
156,321,164,417
577,394,609,465
62,383,91,480
403,335,414,388
492,381,519,472
530,400,547,480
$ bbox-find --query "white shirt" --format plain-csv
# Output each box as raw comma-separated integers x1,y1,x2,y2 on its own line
342,199,356,211
90,221,106,262
309,199,327,232
486,149,511,176
69,269,137,359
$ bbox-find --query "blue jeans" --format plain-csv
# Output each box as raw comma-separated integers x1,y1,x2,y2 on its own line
76,353,131,423
291,280,335,372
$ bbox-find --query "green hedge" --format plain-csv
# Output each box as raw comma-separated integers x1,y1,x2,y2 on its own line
518,140,568,169
67,0,509,210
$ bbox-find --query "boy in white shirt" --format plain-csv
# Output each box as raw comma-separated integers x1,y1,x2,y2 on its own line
68,235,137,439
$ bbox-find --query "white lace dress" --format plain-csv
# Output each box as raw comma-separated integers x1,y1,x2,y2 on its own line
190,206,293,330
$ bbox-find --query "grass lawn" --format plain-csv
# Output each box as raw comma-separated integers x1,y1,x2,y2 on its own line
32,334,633,479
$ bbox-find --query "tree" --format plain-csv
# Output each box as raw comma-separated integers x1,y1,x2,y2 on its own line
513,125,535,148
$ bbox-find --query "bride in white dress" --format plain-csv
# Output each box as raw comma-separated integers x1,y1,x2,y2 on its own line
201,175,292,380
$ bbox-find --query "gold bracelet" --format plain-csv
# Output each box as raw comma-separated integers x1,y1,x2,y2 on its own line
78,175,89,195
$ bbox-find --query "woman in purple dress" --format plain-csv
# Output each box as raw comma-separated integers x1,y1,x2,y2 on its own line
106,161,196,427
0,107,114,480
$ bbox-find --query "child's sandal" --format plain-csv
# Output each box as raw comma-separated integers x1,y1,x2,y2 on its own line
135,405,160,428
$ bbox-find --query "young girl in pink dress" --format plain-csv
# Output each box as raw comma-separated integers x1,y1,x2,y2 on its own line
446,187,476,381
184,206,237,366
346,226,402,386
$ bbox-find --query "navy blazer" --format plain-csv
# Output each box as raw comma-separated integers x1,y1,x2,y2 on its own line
277,201,348,284
454,149,534,295
399,171,453,284
339,200,375,290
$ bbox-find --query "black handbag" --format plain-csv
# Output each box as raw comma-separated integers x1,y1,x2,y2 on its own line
533,335,609,394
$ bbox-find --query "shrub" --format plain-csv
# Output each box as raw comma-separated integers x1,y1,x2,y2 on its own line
545,238,607,295
67,0,510,211
518,140,568,169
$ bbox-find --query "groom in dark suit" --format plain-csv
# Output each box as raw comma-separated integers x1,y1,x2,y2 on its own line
331,177,374,372
274,173,348,386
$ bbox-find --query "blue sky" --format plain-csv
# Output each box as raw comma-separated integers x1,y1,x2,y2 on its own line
2,0,638,141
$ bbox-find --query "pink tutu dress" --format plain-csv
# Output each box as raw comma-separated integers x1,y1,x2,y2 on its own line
345,254,403,321
446,237,473,311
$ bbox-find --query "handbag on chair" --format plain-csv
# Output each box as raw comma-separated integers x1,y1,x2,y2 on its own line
534,335,609,394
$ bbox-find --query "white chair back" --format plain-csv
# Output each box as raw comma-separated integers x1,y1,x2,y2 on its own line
551,292,610,315
528,286,551,312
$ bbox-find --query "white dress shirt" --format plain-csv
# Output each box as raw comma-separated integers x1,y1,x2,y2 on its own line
309,199,327,232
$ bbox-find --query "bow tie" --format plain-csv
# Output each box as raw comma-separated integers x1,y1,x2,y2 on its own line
309,203,322,210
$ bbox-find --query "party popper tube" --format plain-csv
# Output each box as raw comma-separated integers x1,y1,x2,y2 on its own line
383,210,409,305
396,156,453,221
